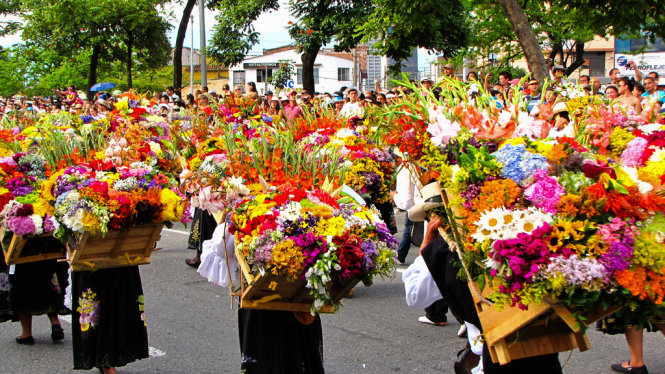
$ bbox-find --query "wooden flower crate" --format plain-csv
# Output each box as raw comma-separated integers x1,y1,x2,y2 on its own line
66,223,164,271
0,229,66,265
470,279,619,365
236,247,359,313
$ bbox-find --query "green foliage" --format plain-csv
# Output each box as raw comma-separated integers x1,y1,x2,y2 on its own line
0,0,20,37
19,0,172,89
208,0,279,67
266,59,296,89
358,0,469,72
462,0,665,71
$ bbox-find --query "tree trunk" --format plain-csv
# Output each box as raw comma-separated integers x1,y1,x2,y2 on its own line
126,38,133,88
565,40,586,76
301,48,319,93
497,0,550,82
86,44,101,100
173,0,197,96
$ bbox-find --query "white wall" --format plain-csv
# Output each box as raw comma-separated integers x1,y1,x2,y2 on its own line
229,50,353,94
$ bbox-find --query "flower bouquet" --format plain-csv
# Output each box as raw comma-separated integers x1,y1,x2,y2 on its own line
48,160,189,271
0,152,65,264
382,78,665,363
229,185,396,314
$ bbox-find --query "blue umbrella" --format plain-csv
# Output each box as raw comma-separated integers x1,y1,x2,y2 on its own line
90,82,116,92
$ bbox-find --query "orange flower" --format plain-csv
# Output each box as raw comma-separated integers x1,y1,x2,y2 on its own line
616,267,665,304
557,194,581,218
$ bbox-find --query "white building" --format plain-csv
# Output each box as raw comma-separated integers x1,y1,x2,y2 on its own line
229,49,354,95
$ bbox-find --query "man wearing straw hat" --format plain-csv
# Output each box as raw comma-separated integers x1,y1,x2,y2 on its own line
402,182,563,374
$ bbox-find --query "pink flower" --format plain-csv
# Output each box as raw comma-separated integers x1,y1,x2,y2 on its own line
524,170,565,214
621,137,648,167
8,216,36,236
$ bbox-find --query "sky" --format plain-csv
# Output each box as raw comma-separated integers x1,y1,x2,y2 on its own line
1,1,437,71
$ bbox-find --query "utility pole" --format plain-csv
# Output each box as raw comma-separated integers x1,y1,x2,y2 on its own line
352,48,358,87
190,16,194,96
199,0,207,88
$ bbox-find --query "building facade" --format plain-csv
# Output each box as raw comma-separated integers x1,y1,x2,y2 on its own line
229,48,354,94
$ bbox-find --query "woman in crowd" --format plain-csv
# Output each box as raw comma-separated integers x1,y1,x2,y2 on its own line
268,97,281,116
2,239,69,346
245,82,259,100
71,266,148,374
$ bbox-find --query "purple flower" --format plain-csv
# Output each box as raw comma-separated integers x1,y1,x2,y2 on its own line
600,241,633,275
8,216,36,236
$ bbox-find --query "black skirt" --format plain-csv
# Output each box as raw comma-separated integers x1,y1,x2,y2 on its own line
187,208,218,251
8,259,70,318
0,256,11,322
238,309,325,374
71,267,148,370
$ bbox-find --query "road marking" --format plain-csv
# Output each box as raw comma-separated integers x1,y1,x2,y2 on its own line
148,347,167,357
163,228,189,236
59,315,166,358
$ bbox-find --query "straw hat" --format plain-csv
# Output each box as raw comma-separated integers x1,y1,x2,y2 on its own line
408,182,445,222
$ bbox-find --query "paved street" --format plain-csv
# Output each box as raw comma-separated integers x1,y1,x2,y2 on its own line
1,211,664,374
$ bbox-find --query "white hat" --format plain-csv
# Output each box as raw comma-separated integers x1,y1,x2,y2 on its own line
407,182,446,222
552,102,568,116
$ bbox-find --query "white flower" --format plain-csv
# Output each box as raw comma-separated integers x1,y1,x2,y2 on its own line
29,215,43,235
427,111,462,146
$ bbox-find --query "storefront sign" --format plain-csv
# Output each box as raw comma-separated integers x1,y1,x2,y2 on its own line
615,52,665,78
243,62,280,69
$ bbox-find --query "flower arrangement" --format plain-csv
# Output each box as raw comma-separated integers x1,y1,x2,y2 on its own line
48,161,188,239
380,78,665,326
229,185,396,313
0,152,56,236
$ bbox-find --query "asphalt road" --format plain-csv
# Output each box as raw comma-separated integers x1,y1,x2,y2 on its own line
1,211,664,373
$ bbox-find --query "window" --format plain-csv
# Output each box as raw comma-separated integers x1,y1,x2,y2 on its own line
297,68,319,84
338,67,350,81
257,68,273,83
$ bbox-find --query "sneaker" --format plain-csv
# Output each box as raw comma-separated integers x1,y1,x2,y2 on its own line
395,258,405,265
457,324,467,338
418,316,447,326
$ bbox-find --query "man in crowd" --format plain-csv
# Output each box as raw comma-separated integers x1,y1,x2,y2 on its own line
525,80,541,114
552,65,567,86
340,87,364,118
609,68,621,85
617,77,642,113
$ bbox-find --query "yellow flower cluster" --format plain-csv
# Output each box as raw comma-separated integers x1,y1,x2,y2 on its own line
268,239,304,279
160,189,184,222
81,211,103,235
314,215,346,237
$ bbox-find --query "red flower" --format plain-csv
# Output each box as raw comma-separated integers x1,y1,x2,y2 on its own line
16,204,34,217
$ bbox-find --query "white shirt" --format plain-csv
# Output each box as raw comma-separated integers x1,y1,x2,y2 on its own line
393,165,423,211
403,255,484,373
339,101,364,118
547,120,575,139
402,256,443,309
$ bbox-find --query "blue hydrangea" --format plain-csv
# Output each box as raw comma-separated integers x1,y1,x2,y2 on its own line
493,144,549,185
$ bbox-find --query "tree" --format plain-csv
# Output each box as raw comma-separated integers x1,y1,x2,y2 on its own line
0,0,20,37
286,0,373,93
172,0,197,95
20,0,171,94
208,0,279,68
463,0,665,81
496,0,550,82
109,1,172,88
266,59,296,89
357,0,470,74
208,0,373,93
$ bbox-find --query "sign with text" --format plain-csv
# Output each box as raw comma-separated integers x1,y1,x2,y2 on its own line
243,62,280,69
615,52,665,78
